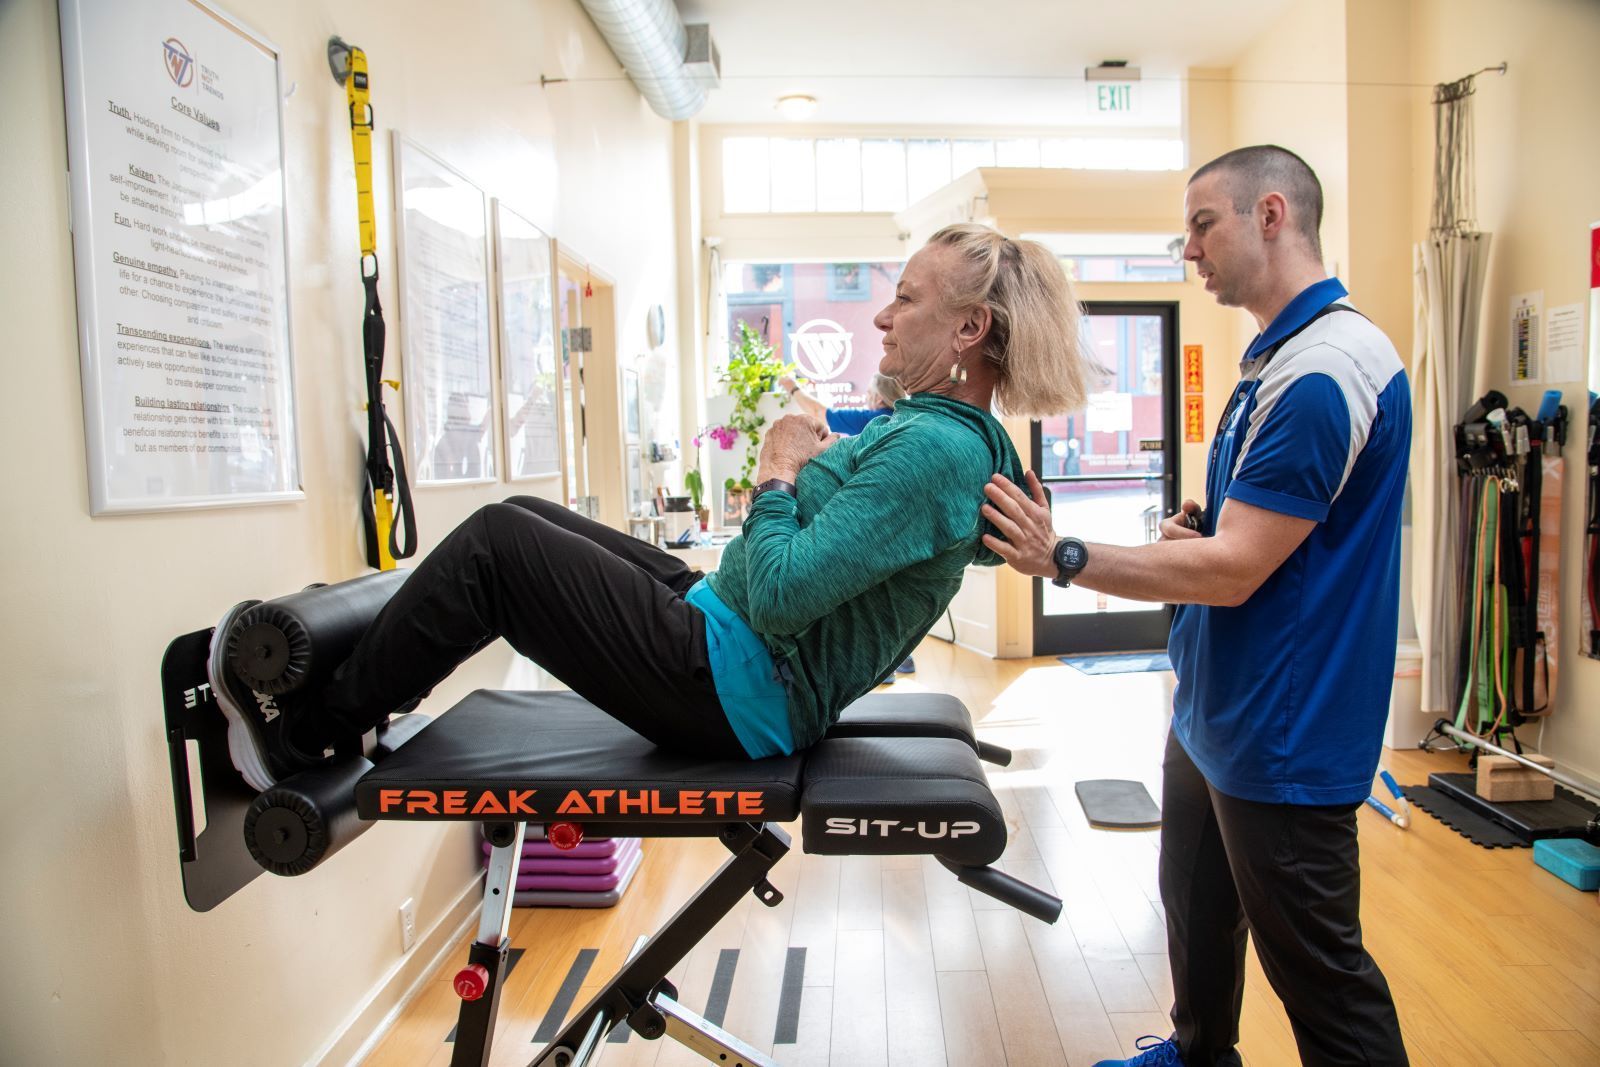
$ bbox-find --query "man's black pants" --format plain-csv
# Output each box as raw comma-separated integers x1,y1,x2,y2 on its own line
321,496,747,759
1160,730,1407,1066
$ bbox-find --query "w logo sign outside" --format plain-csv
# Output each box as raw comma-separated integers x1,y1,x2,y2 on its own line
164,37,194,88
790,319,853,382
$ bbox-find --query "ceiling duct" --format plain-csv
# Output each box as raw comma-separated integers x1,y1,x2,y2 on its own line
576,0,717,120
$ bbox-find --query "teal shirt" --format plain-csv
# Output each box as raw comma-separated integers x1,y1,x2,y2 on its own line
684,578,795,758
706,393,1024,750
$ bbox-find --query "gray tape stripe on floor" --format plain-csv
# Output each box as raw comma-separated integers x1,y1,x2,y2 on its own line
702,948,740,1027
532,947,599,1043
445,947,526,1043
772,946,807,1044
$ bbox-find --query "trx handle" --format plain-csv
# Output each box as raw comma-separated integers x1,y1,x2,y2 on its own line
339,43,416,569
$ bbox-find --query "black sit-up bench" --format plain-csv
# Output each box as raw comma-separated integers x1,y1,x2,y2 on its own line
162,572,1061,1067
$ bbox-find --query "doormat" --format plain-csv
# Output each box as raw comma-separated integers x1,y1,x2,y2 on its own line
1059,652,1172,675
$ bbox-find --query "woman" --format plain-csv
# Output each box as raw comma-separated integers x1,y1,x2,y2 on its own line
215,224,1088,790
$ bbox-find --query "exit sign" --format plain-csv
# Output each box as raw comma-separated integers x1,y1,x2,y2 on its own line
1095,83,1135,112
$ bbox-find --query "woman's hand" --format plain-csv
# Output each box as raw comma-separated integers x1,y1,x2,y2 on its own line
756,414,838,483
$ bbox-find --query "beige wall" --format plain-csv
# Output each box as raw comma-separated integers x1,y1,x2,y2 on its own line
1408,0,1600,782
0,0,680,1063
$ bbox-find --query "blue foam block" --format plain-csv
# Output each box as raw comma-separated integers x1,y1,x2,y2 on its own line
1532,838,1600,892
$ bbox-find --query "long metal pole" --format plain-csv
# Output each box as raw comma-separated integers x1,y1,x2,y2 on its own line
1436,720,1600,801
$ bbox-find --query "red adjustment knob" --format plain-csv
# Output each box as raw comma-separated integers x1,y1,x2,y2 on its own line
454,964,489,1001
547,822,584,850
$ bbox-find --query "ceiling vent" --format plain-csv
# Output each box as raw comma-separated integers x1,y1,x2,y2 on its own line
575,0,715,120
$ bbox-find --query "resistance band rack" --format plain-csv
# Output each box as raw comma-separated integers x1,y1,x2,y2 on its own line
1451,390,1567,744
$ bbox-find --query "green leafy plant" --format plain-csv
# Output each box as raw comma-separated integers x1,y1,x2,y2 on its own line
717,321,796,491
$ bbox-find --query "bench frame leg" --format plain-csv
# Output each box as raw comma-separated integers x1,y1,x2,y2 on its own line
451,821,526,1067
528,821,791,1067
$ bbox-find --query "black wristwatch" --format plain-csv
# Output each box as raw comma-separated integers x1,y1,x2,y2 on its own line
752,478,798,503
1050,536,1088,588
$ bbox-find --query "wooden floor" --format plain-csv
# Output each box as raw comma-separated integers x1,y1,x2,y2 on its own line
363,638,1600,1066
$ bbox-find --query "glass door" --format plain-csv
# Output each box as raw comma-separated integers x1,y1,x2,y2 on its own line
1032,302,1179,655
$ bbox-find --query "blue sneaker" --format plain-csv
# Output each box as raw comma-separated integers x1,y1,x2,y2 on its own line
1092,1034,1184,1067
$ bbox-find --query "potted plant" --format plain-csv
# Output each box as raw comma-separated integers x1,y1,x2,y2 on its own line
684,467,709,530
708,322,796,519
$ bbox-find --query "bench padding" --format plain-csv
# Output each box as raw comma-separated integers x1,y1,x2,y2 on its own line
355,690,805,823
800,736,1005,865
827,692,976,748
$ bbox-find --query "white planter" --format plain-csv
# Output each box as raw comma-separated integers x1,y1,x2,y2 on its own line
704,392,791,528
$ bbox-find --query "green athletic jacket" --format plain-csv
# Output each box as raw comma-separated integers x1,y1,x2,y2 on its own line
706,393,1026,749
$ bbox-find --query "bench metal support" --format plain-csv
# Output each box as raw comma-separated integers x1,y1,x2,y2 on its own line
526,821,790,1067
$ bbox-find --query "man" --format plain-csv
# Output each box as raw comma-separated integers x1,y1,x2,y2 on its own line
981,145,1411,1067
779,371,907,436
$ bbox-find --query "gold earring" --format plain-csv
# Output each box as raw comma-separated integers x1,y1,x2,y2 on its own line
948,361,968,384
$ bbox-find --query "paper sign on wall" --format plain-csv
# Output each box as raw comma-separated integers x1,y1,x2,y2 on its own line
1545,303,1584,384
1509,290,1544,384
1184,395,1205,443
1182,344,1204,393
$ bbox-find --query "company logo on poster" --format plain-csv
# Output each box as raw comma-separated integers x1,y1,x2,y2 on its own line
163,37,194,87
1184,395,1205,443
790,318,852,381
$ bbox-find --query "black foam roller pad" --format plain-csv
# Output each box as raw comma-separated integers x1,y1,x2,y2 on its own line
244,756,374,876
227,570,408,694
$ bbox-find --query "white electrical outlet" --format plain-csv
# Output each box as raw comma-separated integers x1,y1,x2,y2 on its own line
399,898,417,953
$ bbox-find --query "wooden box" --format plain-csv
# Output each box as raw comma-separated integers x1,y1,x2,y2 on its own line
1475,754,1556,802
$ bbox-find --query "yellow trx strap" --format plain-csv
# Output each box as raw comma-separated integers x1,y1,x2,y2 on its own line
347,47,377,264
341,43,415,570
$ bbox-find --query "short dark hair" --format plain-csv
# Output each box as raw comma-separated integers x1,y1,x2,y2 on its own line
1190,145,1323,257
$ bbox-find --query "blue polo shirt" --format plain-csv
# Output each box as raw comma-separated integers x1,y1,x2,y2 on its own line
1168,278,1412,805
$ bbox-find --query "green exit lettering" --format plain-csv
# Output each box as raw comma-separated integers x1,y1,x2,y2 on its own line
1096,84,1134,112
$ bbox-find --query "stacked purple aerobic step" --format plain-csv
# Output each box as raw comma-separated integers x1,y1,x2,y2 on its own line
480,827,643,908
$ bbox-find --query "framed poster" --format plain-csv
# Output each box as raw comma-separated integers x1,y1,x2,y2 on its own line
60,0,302,513
393,133,495,484
492,202,560,480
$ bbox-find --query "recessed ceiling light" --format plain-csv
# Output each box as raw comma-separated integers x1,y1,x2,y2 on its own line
775,94,817,120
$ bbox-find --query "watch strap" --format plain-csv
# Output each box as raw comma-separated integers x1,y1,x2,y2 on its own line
752,478,798,502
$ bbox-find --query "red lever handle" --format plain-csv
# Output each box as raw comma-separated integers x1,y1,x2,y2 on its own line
547,822,584,850
454,964,489,1001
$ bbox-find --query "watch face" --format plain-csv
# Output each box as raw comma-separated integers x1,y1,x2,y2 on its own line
1057,540,1087,570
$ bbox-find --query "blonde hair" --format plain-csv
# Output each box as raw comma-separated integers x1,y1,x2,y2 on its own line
870,372,908,405
925,223,1088,418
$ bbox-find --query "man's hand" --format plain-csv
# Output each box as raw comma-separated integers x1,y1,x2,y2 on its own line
979,471,1059,579
756,414,838,483
1159,499,1204,541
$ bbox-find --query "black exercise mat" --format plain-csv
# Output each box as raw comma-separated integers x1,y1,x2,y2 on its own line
1075,779,1161,830
1402,785,1527,849
1429,772,1600,841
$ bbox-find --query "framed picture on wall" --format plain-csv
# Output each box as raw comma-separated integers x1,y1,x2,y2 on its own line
394,133,496,485
624,368,642,443
60,0,303,513
492,201,560,481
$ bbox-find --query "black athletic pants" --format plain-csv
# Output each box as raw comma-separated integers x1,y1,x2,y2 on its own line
1160,730,1408,1067
320,496,748,759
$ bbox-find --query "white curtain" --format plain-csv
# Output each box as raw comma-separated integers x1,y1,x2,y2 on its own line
1410,231,1491,713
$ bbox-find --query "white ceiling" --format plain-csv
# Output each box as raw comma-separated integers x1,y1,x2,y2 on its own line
675,0,1295,128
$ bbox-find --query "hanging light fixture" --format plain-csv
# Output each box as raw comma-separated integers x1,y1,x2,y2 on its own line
775,93,817,120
